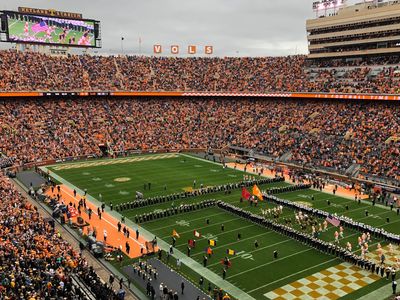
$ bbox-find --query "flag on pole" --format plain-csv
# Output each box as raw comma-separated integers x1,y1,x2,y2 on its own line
326,214,340,227
241,187,251,200
227,249,236,255
253,184,263,201
172,229,180,238
220,259,232,268
194,230,201,238
188,239,195,248
205,247,213,255
208,239,216,246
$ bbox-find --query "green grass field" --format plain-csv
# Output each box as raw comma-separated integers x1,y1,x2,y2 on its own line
46,153,400,299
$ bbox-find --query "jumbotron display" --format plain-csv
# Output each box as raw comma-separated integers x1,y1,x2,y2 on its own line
2,11,100,48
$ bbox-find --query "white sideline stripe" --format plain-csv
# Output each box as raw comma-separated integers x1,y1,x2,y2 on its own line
179,153,224,167
60,186,145,248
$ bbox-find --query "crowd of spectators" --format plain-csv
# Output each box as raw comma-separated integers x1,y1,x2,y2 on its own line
0,174,121,299
1,50,400,94
0,97,399,182
0,49,399,298
0,155,14,169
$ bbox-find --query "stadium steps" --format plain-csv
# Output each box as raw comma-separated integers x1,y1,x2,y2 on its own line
75,56,91,90
345,163,361,177
71,274,98,300
113,57,125,90
279,151,292,162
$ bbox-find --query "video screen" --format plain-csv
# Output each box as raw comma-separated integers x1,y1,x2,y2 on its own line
6,12,96,47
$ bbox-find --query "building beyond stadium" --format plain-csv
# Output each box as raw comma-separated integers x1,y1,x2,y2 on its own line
307,0,400,58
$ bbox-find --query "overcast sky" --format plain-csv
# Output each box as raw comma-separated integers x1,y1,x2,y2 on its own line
0,0,321,56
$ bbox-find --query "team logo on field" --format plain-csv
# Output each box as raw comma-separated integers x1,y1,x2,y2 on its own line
176,220,190,227
114,177,131,182
369,214,382,219
236,250,255,261
297,194,309,198
202,233,218,241
296,201,313,207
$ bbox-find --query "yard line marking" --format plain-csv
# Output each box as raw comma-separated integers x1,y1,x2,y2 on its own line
228,228,382,280
168,221,255,241
228,245,320,279
174,223,268,248
208,238,294,268
381,218,400,228
191,231,275,257
248,258,338,293
147,211,227,230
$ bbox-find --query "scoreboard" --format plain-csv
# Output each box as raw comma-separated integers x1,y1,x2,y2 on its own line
0,8,101,48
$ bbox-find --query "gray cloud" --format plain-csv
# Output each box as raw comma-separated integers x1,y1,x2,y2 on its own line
0,0,315,56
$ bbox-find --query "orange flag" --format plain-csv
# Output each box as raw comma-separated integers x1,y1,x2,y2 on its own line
172,229,180,238
253,184,263,201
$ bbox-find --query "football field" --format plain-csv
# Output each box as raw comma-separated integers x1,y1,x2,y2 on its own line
46,153,400,299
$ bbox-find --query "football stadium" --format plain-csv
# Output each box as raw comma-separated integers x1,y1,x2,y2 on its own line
0,1,400,300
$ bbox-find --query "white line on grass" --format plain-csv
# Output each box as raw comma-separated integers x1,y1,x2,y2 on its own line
142,210,226,229
208,238,293,268
191,231,275,257
170,222,256,243
227,229,364,279
225,244,313,279
247,258,338,293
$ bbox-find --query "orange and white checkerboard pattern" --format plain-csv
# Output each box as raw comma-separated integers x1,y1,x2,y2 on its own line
366,245,400,267
264,263,380,300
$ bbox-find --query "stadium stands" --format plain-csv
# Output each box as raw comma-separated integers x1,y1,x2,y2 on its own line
0,50,399,93
0,174,119,299
0,98,398,183
0,48,399,299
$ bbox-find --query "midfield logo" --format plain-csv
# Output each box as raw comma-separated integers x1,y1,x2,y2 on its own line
176,220,190,227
